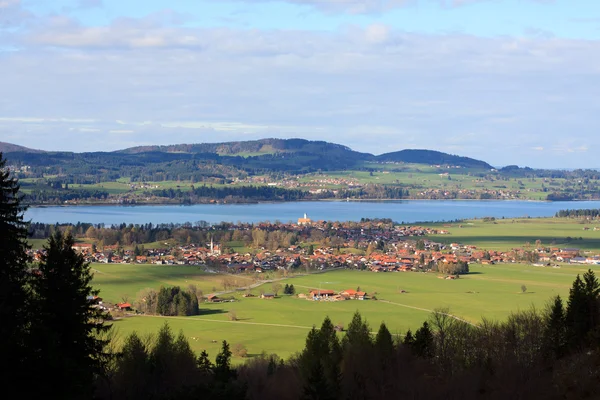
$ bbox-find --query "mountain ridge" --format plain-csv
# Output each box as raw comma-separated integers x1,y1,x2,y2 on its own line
2,138,492,169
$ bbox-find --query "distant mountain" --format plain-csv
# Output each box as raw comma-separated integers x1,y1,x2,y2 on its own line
2,138,494,174
0,142,45,154
119,139,493,169
376,149,493,169
119,138,368,158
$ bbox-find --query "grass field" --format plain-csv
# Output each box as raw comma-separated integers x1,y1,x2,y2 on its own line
92,263,254,304
96,263,593,362
428,217,600,252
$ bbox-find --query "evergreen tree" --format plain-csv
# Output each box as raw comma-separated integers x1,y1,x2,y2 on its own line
375,322,394,367
114,332,150,399
413,321,434,358
318,317,342,399
0,152,31,389
299,320,340,400
566,274,590,349
29,230,111,398
197,350,214,374
542,295,566,361
342,311,372,350
583,269,600,337
403,329,415,347
215,340,233,382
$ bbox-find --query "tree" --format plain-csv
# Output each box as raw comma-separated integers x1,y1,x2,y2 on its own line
566,270,600,349
521,284,527,293
29,230,111,398
542,295,566,361
232,343,248,358
215,340,233,382
374,322,394,367
565,274,590,349
412,321,434,358
342,311,372,350
272,282,282,296
197,350,213,374
114,332,150,399
0,152,32,389
403,329,415,346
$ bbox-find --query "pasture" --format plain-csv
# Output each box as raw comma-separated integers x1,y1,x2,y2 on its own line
95,263,592,362
428,217,600,252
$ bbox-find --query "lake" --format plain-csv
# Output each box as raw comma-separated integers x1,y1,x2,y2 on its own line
24,200,600,225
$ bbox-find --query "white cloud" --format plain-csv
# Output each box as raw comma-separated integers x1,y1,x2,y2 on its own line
235,0,414,14
1,15,599,167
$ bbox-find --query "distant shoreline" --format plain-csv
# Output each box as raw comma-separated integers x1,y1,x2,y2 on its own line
26,197,586,209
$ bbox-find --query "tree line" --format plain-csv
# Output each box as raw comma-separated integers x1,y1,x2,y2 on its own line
556,208,600,218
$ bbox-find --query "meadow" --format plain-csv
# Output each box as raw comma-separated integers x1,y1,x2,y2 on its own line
95,262,593,362
428,217,600,252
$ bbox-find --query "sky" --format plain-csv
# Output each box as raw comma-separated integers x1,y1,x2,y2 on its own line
0,0,599,168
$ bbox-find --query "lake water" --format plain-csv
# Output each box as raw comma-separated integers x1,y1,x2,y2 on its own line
24,200,600,225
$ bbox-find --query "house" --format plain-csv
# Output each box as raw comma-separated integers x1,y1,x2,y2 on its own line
261,293,275,299
87,295,102,304
72,243,93,252
207,294,221,303
117,302,132,311
309,289,336,298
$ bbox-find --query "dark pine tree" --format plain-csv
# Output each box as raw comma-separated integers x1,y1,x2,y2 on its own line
542,295,566,361
113,332,151,399
0,152,32,389
29,231,111,399
565,274,590,349
215,340,233,382
413,321,434,359
374,322,394,367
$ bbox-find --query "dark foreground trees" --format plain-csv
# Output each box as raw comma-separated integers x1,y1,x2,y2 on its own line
29,231,111,398
0,152,31,388
0,152,111,398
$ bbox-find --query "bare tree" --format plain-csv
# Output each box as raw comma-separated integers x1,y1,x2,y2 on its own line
272,283,282,296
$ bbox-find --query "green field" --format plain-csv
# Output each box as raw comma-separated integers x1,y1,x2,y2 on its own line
428,217,600,252
92,263,254,304
96,263,593,362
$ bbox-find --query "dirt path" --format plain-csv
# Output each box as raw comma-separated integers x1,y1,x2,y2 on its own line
378,300,479,328
137,314,313,330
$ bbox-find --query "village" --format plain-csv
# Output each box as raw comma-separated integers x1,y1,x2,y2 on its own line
27,214,600,278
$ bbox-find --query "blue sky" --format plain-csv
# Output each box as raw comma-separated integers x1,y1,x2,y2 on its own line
1,0,600,167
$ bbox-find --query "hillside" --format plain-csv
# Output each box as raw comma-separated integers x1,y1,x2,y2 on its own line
3,138,493,170
0,142,44,154
376,149,493,169
119,138,368,158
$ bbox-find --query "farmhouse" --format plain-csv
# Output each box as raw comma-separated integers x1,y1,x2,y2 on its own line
117,302,132,311
309,289,336,298
261,293,275,299
207,294,221,303
340,289,368,300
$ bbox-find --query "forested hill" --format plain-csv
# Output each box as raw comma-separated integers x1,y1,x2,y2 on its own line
2,138,495,178
376,149,493,169
0,141,44,154
118,138,367,158
118,138,493,169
